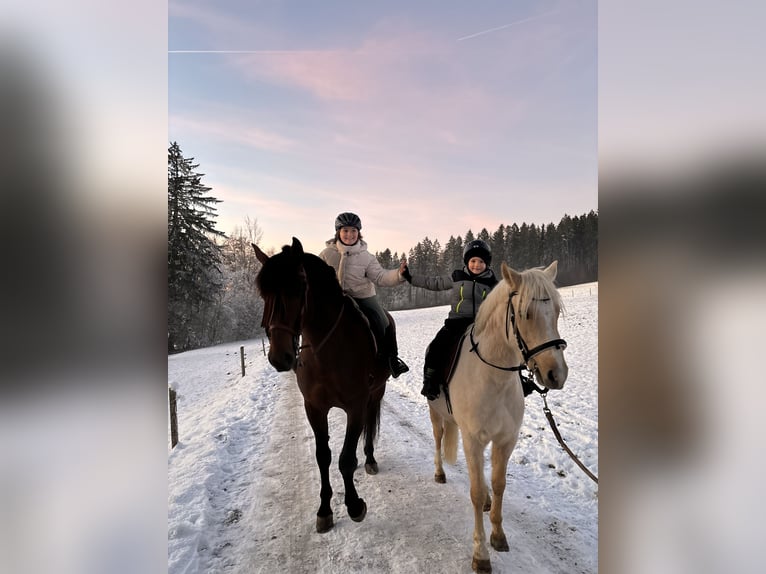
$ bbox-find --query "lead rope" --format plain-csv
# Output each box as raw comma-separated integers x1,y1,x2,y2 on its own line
521,371,599,484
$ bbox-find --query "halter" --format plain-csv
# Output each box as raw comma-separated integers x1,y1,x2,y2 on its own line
469,291,567,375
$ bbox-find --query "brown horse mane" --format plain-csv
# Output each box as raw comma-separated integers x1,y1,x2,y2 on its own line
256,243,344,303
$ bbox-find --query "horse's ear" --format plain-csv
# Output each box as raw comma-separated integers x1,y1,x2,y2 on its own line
542,260,558,281
291,237,304,256
252,243,269,264
501,262,522,289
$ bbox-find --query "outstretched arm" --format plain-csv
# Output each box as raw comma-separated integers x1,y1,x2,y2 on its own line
408,270,453,291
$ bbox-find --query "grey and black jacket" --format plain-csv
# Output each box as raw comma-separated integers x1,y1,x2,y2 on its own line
410,267,498,322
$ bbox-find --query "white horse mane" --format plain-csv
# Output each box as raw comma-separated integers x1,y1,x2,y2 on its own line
474,266,564,339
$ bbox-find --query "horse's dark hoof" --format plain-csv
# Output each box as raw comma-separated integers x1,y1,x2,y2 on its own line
490,533,509,552
365,462,379,475
472,557,492,573
349,499,367,523
316,513,334,533
434,472,446,484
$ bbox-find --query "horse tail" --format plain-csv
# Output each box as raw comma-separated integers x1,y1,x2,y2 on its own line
443,420,459,465
363,394,382,448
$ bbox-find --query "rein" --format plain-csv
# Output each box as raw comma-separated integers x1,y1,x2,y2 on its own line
468,324,524,371
469,292,566,371
267,272,345,360
522,372,599,484
299,303,345,356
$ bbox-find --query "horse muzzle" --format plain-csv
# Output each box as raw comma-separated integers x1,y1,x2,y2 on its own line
267,326,299,371
531,358,568,390
268,349,296,372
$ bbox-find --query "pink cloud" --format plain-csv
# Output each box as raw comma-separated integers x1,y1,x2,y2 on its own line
170,114,295,152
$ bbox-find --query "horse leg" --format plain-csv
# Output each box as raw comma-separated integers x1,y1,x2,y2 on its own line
305,405,334,533
339,411,367,522
363,387,383,475
463,435,492,573
428,405,446,483
488,441,515,552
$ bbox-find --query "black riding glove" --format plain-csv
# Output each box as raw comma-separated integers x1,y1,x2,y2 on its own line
401,265,412,283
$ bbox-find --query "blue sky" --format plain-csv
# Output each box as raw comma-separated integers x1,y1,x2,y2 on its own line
169,0,596,256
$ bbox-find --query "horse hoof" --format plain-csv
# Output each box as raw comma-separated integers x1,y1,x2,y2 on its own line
434,473,446,484
365,462,378,475
316,513,334,533
490,533,509,552
483,501,492,512
349,499,367,523
472,557,492,573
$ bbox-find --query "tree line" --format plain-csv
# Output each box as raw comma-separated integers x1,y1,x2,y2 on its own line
373,212,598,311
168,142,597,352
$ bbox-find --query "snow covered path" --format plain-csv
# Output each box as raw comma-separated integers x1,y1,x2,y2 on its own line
168,283,598,573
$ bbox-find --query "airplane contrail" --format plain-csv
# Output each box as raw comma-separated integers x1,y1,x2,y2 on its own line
168,50,307,54
457,9,559,41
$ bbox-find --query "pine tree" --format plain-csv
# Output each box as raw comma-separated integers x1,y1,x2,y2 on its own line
491,225,506,267
442,236,463,275
168,142,226,352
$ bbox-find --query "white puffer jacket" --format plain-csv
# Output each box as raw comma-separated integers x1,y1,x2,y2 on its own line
319,238,404,298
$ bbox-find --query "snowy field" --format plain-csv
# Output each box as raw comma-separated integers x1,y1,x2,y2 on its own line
168,282,598,574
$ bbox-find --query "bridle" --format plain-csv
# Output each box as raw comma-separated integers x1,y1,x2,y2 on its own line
469,291,567,374
509,291,567,365
263,267,344,360
469,289,597,484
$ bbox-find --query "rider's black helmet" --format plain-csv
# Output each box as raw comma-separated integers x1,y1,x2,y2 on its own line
335,212,362,231
463,239,492,266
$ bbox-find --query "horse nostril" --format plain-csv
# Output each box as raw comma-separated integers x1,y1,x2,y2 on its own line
547,370,558,385
546,366,568,388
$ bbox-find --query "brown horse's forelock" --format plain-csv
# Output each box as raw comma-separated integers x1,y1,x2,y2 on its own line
255,247,345,307
255,247,297,296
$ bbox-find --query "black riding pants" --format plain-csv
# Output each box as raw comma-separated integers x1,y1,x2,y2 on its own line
424,317,472,372
354,295,391,354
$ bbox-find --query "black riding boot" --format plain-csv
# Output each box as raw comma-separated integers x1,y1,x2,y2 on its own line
384,326,409,378
389,355,409,378
420,367,441,400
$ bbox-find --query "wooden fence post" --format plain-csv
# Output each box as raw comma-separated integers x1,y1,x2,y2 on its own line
240,345,246,376
169,387,178,448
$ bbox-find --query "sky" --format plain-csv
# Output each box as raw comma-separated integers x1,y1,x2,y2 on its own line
169,0,597,255
168,282,599,573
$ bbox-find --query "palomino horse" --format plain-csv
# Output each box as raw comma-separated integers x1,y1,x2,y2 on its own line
253,237,392,533
428,261,568,573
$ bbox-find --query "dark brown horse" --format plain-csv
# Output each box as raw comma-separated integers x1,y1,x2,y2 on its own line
252,237,392,533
